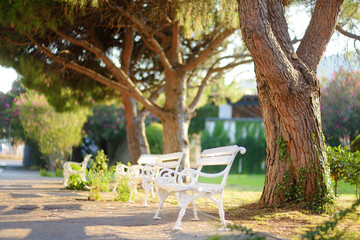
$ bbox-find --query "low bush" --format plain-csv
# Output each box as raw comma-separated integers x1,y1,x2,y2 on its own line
66,174,88,191
326,145,360,199
113,178,131,202
146,122,163,154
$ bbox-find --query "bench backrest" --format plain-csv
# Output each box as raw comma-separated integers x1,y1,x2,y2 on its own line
81,154,92,170
158,152,184,171
196,145,246,186
137,154,161,165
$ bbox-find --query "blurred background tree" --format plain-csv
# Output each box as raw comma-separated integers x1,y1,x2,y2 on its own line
321,69,360,146
15,90,89,171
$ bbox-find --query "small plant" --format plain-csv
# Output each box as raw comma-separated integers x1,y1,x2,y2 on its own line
40,168,53,177
66,174,88,191
88,183,102,201
87,150,112,200
90,150,108,172
55,168,63,177
113,178,131,202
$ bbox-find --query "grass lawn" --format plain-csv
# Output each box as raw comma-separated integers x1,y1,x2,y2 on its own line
195,174,360,239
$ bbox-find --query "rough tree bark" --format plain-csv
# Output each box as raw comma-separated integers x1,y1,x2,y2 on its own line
237,0,344,206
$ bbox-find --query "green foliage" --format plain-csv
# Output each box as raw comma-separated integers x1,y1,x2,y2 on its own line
113,178,131,202
350,134,360,152
201,120,266,174
321,69,360,146
175,0,239,39
70,163,82,171
234,121,266,174
189,103,218,135
311,135,336,214
201,121,231,150
275,136,290,163
90,150,109,172
83,104,126,143
274,135,335,213
39,168,54,177
66,174,88,191
16,90,89,170
145,122,163,154
326,145,360,199
302,198,360,240
87,150,112,200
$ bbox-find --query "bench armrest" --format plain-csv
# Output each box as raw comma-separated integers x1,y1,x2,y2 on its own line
115,164,130,177
155,168,181,185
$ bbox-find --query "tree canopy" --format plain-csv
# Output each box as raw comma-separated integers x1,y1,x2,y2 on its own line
0,0,251,165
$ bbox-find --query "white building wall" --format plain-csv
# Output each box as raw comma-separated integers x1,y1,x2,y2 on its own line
218,104,232,119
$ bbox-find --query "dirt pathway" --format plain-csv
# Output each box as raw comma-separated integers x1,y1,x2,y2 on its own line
0,167,283,240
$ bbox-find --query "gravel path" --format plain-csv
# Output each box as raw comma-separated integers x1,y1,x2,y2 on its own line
0,166,284,240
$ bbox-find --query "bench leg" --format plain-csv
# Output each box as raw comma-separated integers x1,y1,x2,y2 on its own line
142,180,152,207
153,188,168,220
63,175,69,186
112,183,118,192
80,172,86,182
216,193,227,231
173,204,187,230
127,180,136,202
191,201,199,221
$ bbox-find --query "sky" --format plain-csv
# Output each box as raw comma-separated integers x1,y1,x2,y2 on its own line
0,66,18,93
0,6,359,94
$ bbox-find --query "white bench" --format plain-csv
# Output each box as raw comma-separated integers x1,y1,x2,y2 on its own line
152,145,246,231
63,154,91,186
113,152,184,206
113,154,160,202
141,152,184,206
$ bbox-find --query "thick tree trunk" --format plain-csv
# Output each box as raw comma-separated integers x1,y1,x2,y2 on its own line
122,94,150,164
237,0,343,207
257,74,329,206
161,70,191,169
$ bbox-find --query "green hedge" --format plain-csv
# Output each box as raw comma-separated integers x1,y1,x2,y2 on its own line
145,122,163,154
201,120,266,174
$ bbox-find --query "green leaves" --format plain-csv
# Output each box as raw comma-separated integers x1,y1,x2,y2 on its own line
326,144,360,199
16,90,89,169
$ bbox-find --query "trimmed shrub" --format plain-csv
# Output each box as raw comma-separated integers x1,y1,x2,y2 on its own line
145,122,163,154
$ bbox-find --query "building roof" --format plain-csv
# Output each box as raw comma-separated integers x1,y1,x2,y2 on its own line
231,95,262,118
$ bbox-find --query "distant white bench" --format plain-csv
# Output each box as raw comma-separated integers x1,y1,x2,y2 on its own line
113,152,184,206
63,154,91,186
152,145,246,231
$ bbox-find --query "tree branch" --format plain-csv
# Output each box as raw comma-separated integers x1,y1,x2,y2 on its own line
297,0,344,72
0,34,30,46
34,30,165,116
26,34,128,93
184,28,235,71
336,25,360,41
189,70,222,111
114,6,174,74
267,0,294,57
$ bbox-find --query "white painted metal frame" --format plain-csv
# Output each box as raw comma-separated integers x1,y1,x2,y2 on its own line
63,154,92,186
141,152,184,206
112,154,160,203
113,152,184,206
152,145,246,231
